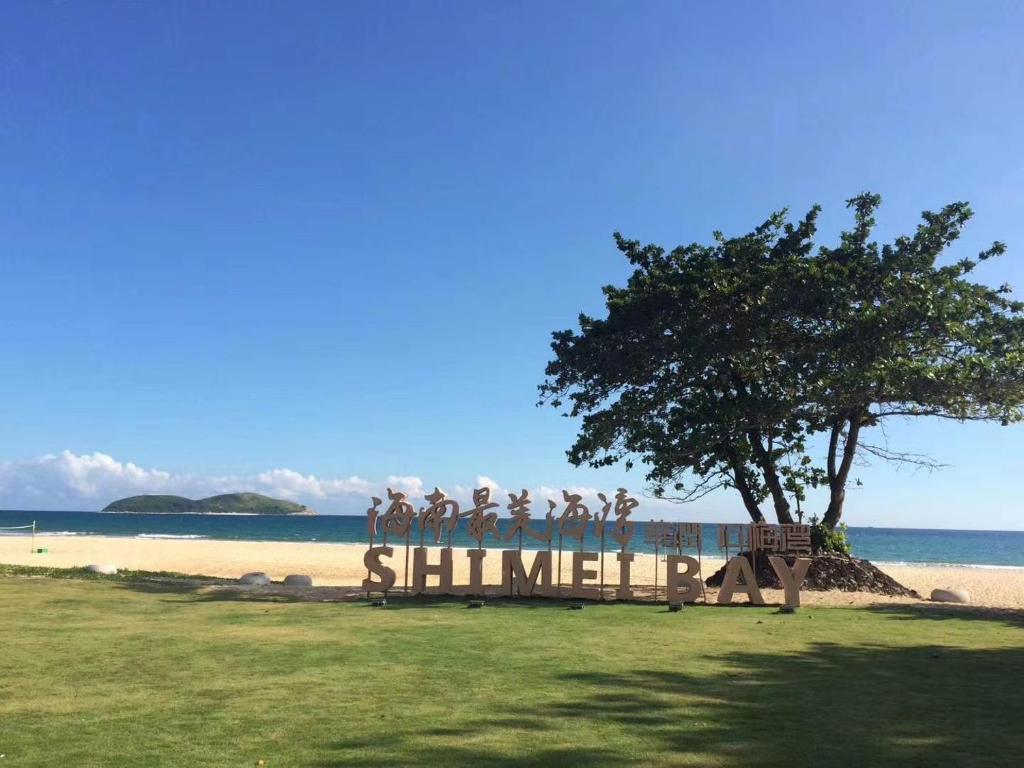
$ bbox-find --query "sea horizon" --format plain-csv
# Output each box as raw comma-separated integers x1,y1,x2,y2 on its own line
3,508,1023,569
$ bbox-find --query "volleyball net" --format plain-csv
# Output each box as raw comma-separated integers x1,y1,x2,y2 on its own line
0,521,38,552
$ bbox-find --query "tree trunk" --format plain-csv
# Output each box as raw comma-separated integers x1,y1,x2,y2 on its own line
722,370,788,523
748,431,795,524
823,414,861,529
729,459,766,523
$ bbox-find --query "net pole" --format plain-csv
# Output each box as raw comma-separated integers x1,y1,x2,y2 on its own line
31,520,36,554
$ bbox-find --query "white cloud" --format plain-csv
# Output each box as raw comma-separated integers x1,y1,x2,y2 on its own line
252,469,372,500
0,451,176,505
385,475,425,499
0,451,381,514
537,484,602,502
0,451,682,518
476,475,501,495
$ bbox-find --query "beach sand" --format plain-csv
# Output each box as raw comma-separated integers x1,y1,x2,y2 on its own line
3,534,1024,609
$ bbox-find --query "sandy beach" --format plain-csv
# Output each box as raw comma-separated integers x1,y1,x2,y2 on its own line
3,534,1024,609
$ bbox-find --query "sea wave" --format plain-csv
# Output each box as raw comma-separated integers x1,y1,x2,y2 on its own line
135,533,208,540
875,560,1024,571
0,529,94,537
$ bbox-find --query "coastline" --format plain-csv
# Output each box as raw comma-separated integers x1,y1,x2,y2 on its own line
3,534,1024,609
15,532,1023,570
95,512,316,516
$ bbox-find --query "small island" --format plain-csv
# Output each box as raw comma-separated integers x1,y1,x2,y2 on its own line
102,493,316,516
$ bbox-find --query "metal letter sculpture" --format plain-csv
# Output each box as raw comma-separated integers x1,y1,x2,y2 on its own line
359,486,807,608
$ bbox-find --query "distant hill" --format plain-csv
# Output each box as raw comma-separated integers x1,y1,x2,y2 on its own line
102,492,316,515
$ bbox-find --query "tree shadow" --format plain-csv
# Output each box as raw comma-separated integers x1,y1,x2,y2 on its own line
309,641,1024,767
110,579,209,595
109,579,327,604
110,579,674,610
310,741,627,768
867,602,1024,629
358,594,612,611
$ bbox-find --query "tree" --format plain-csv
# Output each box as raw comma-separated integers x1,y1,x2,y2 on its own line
796,194,1024,527
538,207,826,524
539,195,1024,529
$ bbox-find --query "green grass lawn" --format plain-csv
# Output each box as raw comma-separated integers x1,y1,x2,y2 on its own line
1,575,1022,767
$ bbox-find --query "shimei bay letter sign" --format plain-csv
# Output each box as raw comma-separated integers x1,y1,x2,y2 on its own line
362,486,813,606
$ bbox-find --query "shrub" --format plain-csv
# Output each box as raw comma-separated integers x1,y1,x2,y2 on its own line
808,515,852,556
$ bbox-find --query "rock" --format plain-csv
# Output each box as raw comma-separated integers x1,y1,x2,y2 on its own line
282,574,313,587
239,572,270,586
704,553,917,597
930,587,971,604
86,564,118,575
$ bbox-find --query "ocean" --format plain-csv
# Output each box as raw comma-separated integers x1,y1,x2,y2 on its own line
1,509,1022,568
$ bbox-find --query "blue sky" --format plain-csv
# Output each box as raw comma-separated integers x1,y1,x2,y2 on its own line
2,2,1023,528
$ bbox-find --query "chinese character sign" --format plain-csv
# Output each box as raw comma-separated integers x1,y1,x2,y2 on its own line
359,486,811,607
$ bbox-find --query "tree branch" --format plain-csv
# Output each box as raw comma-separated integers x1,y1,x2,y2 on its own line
858,442,949,472
652,472,730,504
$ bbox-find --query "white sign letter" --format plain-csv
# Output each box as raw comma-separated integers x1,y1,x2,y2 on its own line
665,555,702,603
768,556,811,607
717,556,764,605
362,546,396,593
570,551,599,600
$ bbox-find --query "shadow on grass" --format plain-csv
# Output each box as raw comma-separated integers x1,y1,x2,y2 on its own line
108,580,582,608
110,580,315,603
111,579,214,595
310,641,1024,768
109,580,658,610
358,594,607,611
867,602,1024,629
98,577,1024,628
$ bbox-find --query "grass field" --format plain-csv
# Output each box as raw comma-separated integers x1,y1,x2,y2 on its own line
1,574,1022,767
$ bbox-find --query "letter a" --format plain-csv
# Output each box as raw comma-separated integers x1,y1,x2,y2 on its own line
717,556,764,605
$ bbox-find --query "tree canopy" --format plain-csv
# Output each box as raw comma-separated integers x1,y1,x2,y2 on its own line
539,194,1024,528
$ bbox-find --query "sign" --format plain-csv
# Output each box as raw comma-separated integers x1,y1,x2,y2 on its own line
361,487,812,606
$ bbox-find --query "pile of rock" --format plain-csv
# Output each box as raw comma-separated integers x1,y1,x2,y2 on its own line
930,587,971,604
704,552,919,597
237,572,314,587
